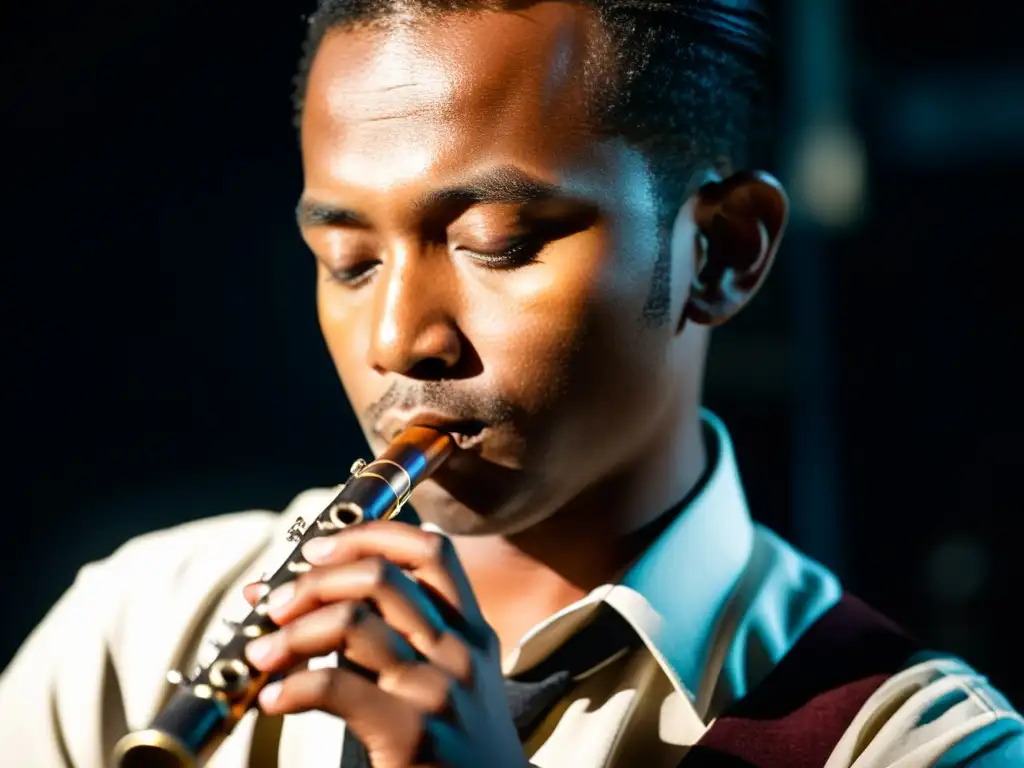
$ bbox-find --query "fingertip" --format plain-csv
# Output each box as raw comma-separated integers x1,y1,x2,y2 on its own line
258,681,283,712
242,582,263,605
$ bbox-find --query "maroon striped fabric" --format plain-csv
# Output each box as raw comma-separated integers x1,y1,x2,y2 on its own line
681,594,922,767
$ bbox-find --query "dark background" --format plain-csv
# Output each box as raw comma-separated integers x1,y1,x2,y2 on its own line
5,0,1022,709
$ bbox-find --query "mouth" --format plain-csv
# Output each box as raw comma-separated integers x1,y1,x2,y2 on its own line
374,410,490,451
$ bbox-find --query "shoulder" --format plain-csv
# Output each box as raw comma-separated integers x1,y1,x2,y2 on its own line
45,489,337,678
85,487,336,591
59,504,279,668
711,525,843,706
712,529,1023,766
829,654,1024,767
79,507,279,616
0,488,337,762
85,486,337,633
74,489,336,713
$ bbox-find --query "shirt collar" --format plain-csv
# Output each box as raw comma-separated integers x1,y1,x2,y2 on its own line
615,408,755,697
504,409,755,705
276,412,755,710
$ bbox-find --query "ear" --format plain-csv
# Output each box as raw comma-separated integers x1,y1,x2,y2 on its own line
675,170,789,329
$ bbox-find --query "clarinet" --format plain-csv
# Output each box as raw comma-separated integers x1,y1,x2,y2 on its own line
111,425,454,768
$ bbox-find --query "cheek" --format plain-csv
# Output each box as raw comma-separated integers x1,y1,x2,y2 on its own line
479,236,597,391
464,228,657,414
529,226,675,452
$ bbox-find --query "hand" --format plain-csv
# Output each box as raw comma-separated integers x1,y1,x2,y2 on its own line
240,520,527,768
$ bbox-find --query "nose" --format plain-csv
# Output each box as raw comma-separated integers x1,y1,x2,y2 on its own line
367,244,462,378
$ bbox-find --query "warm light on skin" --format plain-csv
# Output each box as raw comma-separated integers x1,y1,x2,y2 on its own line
295,2,787,654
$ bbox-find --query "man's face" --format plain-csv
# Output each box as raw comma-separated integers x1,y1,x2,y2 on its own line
299,3,700,535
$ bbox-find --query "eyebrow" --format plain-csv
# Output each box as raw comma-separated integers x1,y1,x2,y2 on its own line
295,165,567,229
295,200,369,229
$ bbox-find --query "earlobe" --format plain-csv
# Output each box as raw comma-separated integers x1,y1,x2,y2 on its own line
691,233,709,294
683,170,788,327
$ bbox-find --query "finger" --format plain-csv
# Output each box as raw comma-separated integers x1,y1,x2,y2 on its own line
341,612,470,686
268,561,474,682
342,605,422,674
266,558,447,657
245,603,420,675
378,662,454,717
301,522,483,624
245,601,357,672
259,666,425,763
242,581,265,606
419,630,473,685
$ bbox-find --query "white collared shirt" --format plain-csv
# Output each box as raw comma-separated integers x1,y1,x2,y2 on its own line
1,411,1020,767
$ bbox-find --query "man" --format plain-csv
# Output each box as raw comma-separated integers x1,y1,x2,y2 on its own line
1,0,1021,765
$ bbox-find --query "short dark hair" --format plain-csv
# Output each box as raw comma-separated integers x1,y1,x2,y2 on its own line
292,0,771,326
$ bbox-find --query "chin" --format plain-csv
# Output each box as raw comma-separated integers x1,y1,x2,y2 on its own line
408,482,496,535
407,478,535,537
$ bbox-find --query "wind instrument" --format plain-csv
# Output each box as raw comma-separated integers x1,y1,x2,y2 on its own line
111,425,454,768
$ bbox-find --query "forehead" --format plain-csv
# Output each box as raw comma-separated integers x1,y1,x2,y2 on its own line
300,3,607,200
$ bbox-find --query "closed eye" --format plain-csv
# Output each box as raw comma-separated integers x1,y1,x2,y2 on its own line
323,260,381,288
458,237,545,270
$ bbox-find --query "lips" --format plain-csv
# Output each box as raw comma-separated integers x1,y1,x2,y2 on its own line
374,410,489,450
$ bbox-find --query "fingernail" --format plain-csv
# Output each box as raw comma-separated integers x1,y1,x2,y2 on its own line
247,582,271,603
246,636,274,665
302,537,335,564
267,582,295,609
259,681,282,709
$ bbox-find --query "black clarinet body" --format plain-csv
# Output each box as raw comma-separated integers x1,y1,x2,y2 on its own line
111,426,453,768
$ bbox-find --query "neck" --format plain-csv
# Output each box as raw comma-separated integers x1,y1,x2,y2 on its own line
450,407,708,657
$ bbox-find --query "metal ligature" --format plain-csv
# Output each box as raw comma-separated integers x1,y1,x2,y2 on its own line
111,426,454,768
